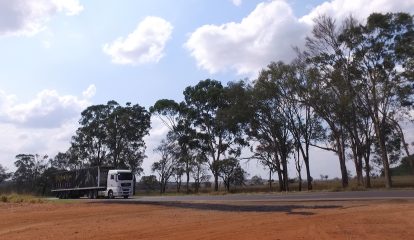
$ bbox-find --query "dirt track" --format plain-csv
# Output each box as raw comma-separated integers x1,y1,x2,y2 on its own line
1,200,413,239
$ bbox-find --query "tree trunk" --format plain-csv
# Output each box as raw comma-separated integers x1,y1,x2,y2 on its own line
186,170,190,193
338,140,349,188
351,147,364,186
282,158,289,191
304,156,312,190
375,124,392,188
277,170,284,192
269,169,272,191
296,149,302,192
214,173,219,191
364,155,371,188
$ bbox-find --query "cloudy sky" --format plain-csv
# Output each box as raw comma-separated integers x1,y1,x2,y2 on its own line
1,0,413,178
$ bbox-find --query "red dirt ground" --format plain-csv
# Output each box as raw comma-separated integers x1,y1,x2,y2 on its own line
1,200,413,239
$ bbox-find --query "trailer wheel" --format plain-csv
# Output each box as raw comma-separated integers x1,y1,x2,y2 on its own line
88,190,97,199
108,190,114,199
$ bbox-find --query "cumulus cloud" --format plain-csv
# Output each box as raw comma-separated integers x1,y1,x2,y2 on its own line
0,85,95,170
300,0,414,24
185,1,307,75
231,0,242,7
82,84,96,99
0,85,95,128
103,16,173,65
186,0,414,76
0,0,83,37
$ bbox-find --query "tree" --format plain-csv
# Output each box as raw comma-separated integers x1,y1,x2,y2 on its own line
304,16,357,188
172,162,185,192
152,136,178,193
73,104,109,166
140,175,159,192
247,64,295,191
183,79,248,191
72,101,151,174
250,175,264,185
50,152,72,170
217,158,247,191
13,154,48,193
344,13,414,188
191,153,210,193
151,99,198,193
0,164,11,184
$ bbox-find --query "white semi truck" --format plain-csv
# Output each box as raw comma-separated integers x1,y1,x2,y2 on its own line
51,167,134,199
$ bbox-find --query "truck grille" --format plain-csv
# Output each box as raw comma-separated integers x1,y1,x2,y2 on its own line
121,183,131,187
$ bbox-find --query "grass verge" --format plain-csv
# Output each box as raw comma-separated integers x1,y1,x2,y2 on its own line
0,193,46,204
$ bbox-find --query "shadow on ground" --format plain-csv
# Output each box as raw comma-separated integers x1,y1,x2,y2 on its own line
90,201,341,215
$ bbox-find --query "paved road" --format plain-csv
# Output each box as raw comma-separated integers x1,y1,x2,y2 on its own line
118,189,414,203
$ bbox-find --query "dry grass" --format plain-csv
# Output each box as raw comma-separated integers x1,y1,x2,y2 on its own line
0,193,45,204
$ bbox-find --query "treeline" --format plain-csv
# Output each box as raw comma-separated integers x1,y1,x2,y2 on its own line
150,12,414,192
0,101,151,194
1,13,413,195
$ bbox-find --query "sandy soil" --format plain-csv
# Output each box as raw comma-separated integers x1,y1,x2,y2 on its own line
1,199,413,240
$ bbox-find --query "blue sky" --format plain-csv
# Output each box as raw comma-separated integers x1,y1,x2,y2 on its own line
0,0,413,179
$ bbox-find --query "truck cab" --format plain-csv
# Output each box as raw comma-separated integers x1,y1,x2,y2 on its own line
103,170,134,199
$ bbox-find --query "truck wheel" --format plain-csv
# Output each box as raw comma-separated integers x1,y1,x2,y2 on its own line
123,195,128,199
108,190,114,199
89,190,97,199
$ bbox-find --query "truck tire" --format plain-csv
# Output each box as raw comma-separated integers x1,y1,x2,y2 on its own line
88,190,97,199
108,190,114,199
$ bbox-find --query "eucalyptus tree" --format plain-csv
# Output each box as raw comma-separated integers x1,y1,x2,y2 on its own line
281,59,325,190
247,63,295,191
191,153,210,193
13,154,48,192
73,104,109,167
342,13,414,188
150,99,197,192
304,15,363,188
71,101,151,174
217,158,247,191
183,79,249,191
152,135,179,193
0,164,11,184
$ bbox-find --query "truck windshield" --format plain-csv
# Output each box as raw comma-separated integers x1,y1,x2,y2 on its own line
118,172,133,180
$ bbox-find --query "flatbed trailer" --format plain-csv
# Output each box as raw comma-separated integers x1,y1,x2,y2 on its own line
52,167,134,199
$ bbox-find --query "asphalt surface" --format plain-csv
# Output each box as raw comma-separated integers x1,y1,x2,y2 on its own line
100,189,414,203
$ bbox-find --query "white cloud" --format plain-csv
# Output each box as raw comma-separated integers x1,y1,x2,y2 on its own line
0,0,83,37
186,0,414,76
82,84,96,99
103,16,173,65
185,0,307,75
231,0,242,7
0,85,94,170
0,85,93,128
300,0,414,25
52,0,84,16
